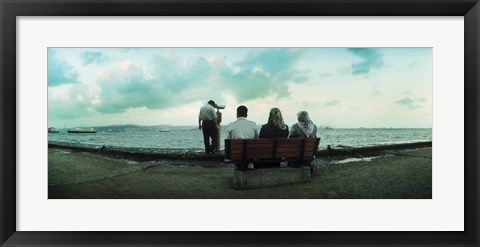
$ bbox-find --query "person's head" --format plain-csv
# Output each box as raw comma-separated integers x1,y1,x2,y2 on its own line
297,111,311,123
268,107,286,130
207,100,216,107
237,105,248,118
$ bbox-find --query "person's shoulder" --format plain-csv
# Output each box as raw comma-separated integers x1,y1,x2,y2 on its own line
259,124,268,132
246,119,257,125
226,119,238,127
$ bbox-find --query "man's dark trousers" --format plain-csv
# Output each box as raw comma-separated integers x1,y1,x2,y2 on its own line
202,120,218,154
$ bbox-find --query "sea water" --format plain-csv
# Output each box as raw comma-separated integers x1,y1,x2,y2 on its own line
48,127,432,151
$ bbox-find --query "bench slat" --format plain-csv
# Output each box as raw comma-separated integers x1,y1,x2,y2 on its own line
228,149,315,157
227,141,316,148
225,138,320,163
229,153,314,160
227,138,316,144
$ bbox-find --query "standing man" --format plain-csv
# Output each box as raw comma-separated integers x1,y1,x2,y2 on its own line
198,100,219,154
226,105,258,139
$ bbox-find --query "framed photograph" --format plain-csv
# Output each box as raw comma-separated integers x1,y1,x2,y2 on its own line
2,0,479,246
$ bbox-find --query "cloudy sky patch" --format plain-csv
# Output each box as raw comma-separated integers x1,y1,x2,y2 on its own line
48,48,80,86
325,99,340,106
80,51,110,65
48,48,432,128
347,48,385,75
395,97,426,110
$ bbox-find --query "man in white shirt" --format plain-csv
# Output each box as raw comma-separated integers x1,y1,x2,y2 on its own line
198,100,219,154
226,105,258,171
226,105,258,139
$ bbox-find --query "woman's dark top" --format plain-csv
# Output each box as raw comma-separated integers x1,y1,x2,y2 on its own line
257,123,289,168
259,123,289,138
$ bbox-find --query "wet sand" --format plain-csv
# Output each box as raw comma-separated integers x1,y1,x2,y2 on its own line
48,146,432,199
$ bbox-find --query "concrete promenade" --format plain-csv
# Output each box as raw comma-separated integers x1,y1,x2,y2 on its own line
48,147,432,199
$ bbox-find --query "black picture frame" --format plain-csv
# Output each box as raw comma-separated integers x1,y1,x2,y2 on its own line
1,0,479,246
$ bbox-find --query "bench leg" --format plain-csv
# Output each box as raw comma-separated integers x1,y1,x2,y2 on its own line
309,159,315,175
234,162,248,171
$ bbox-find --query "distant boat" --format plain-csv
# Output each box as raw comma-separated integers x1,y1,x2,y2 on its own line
68,127,97,133
48,127,59,133
107,129,122,132
158,129,170,132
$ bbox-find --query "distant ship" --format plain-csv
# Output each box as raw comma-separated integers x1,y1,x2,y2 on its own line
68,127,97,133
48,127,59,133
158,129,170,132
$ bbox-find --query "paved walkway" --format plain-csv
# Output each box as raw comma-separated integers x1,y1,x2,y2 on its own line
48,149,224,186
48,147,432,199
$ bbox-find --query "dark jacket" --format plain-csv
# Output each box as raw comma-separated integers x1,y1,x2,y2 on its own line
259,123,289,138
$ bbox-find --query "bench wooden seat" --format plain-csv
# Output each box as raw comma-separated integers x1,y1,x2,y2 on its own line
224,138,320,170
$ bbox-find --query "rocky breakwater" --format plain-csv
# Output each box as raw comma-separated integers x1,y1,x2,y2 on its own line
48,141,225,161
318,141,432,158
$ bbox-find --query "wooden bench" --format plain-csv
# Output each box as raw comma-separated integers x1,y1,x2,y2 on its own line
224,138,320,171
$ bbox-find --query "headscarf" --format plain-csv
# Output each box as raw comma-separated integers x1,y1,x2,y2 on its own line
267,107,287,130
296,111,315,136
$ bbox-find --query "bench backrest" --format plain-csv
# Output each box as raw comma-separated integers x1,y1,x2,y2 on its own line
225,138,320,162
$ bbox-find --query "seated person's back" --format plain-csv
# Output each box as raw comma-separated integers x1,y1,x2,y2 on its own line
257,107,289,168
226,105,258,171
259,107,289,138
226,105,258,139
259,123,289,138
289,111,317,138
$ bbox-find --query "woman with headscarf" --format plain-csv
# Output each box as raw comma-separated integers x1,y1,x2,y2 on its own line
255,108,289,169
289,111,318,171
259,107,289,138
289,111,317,138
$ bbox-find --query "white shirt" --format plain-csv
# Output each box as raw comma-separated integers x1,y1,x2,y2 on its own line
226,117,258,139
198,104,217,121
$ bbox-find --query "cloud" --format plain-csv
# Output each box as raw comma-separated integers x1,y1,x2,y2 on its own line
325,99,340,106
395,97,426,110
48,49,80,86
95,62,161,113
347,48,385,75
48,84,97,120
396,97,414,105
150,55,211,93
50,48,312,116
319,73,332,79
80,51,110,65
372,90,381,96
221,48,309,102
94,56,214,114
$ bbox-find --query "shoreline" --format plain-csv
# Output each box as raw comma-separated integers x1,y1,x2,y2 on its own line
48,141,432,162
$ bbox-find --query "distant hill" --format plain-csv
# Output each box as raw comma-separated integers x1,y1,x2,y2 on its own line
93,124,196,132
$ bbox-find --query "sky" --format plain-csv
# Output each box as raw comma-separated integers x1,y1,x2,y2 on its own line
48,47,432,128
